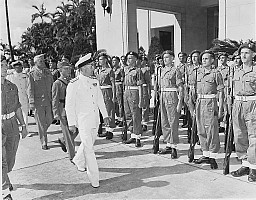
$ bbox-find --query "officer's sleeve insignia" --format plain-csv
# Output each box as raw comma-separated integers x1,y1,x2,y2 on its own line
70,77,79,83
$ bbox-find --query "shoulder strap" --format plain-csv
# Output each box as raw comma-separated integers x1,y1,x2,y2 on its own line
57,78,68,86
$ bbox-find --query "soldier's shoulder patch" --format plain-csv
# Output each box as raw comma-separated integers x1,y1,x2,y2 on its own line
70,77,79,83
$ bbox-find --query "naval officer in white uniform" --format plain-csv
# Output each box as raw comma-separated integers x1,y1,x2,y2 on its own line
65,53,110,188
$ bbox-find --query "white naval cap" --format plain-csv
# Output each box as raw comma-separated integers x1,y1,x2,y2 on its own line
34,54,45,63
75,53,93,68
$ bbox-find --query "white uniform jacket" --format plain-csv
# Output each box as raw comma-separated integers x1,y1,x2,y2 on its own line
65,74,108,129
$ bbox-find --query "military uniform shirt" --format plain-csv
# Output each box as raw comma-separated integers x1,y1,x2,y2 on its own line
160,65,183,89
233,64,256,96
95,68,114,86
113,67,124,82
2,79,21,115
124,66,143,86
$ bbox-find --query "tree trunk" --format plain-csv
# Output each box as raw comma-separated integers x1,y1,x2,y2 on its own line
5,0,14,61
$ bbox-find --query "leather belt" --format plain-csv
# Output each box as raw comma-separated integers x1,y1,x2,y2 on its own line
2,111,15,120
235,95,256,101
161,88,178,92
125,86,139,90
100,85,112,89
115,82,123,85
197,94,217,99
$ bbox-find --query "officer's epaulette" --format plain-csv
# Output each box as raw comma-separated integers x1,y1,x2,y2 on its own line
70,76,79,83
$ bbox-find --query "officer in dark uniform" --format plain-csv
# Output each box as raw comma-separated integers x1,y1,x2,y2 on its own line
2,56,28,200
52,61,78,161
28,54,53,150
123,51,143,147
112,56,125,126
230,42,256,182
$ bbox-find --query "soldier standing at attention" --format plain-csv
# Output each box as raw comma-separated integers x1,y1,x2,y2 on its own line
184,50,200,143
6,61,29,129
49,58,60,82
52,61,78,161
95,53,116,140
65,53,110,188
217,52,229,132
2,57,28,200
158,50,184,158
230,42,256,182
112,56,124,126
123,51,143,147
139,55,151,131
28,54,53,150
191,50,224,169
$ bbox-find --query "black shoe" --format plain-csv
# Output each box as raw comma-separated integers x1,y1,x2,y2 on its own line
142,125,147,131
52,119,57,124
135,139,142,147
125,138,136,144
55,120,60,125
219,127,225,133
209,158,218,169
158,147,172,154
3,194,13,200
194,156,210,164
248,169,256,182
58,139,67,152
42,145,49,150
9,184,13,191
106,131,113,140
118,121,123,127
115,120,121,125
231,167,250,177
181,124,189,128
171,148,178,159
98,132,107,137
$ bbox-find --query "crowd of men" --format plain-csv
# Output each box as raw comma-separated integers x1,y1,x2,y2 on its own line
1,40,256,199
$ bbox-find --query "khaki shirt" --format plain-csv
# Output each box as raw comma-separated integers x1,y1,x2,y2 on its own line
28,66,53,107
52,77,68,118
124,66,143,86
233,64,256,96
113,67,124,83
160,65,183,89
95,67,114,86
2,79,21,115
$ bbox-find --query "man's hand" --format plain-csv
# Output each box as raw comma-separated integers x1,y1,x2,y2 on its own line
103,117,111,126
69,125,76,134
21,126,28,139
176,102,182,113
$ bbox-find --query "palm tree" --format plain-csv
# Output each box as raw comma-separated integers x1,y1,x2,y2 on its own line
5,0,14,61
31,3,53,23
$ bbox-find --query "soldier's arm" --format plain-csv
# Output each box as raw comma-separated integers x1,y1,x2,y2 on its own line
216,72,225,119
27,73,35,109
138,69,143,108
96,80,108,119
52,81,60,119
110,70,116,101
65,83,77,127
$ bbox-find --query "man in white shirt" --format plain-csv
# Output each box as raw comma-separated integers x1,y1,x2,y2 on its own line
65,53,111,188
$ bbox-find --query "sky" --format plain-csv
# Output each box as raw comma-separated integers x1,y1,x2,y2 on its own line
0,0,69,45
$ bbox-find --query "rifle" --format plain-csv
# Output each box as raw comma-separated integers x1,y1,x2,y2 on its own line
121,84,128,142
223,66,234,175
152,65,162,154
188,67,199,162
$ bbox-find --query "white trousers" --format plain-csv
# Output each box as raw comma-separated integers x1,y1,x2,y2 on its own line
73,127,99,187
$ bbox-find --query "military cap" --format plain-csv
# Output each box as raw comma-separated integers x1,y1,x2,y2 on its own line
112,56,120,61
162,50,175,57
75,53,93,68
190,50,201,57
231,50,240,60
11,60,23,67
199,50,215,61
218,52,229,59
178,52,187,57
57,61,70,69
125,51,139,59
97,52,108,59
238,42,256,53
34,54,45,63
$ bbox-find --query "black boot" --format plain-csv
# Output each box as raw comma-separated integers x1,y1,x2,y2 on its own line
125,138,136,144
106,131,113,140
171,148,178,159
194,156,210,164
98,123,107,137
248,169,256,182
209,158,218,169
135,139,142,147
231,166,250,177
158,147,172,154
